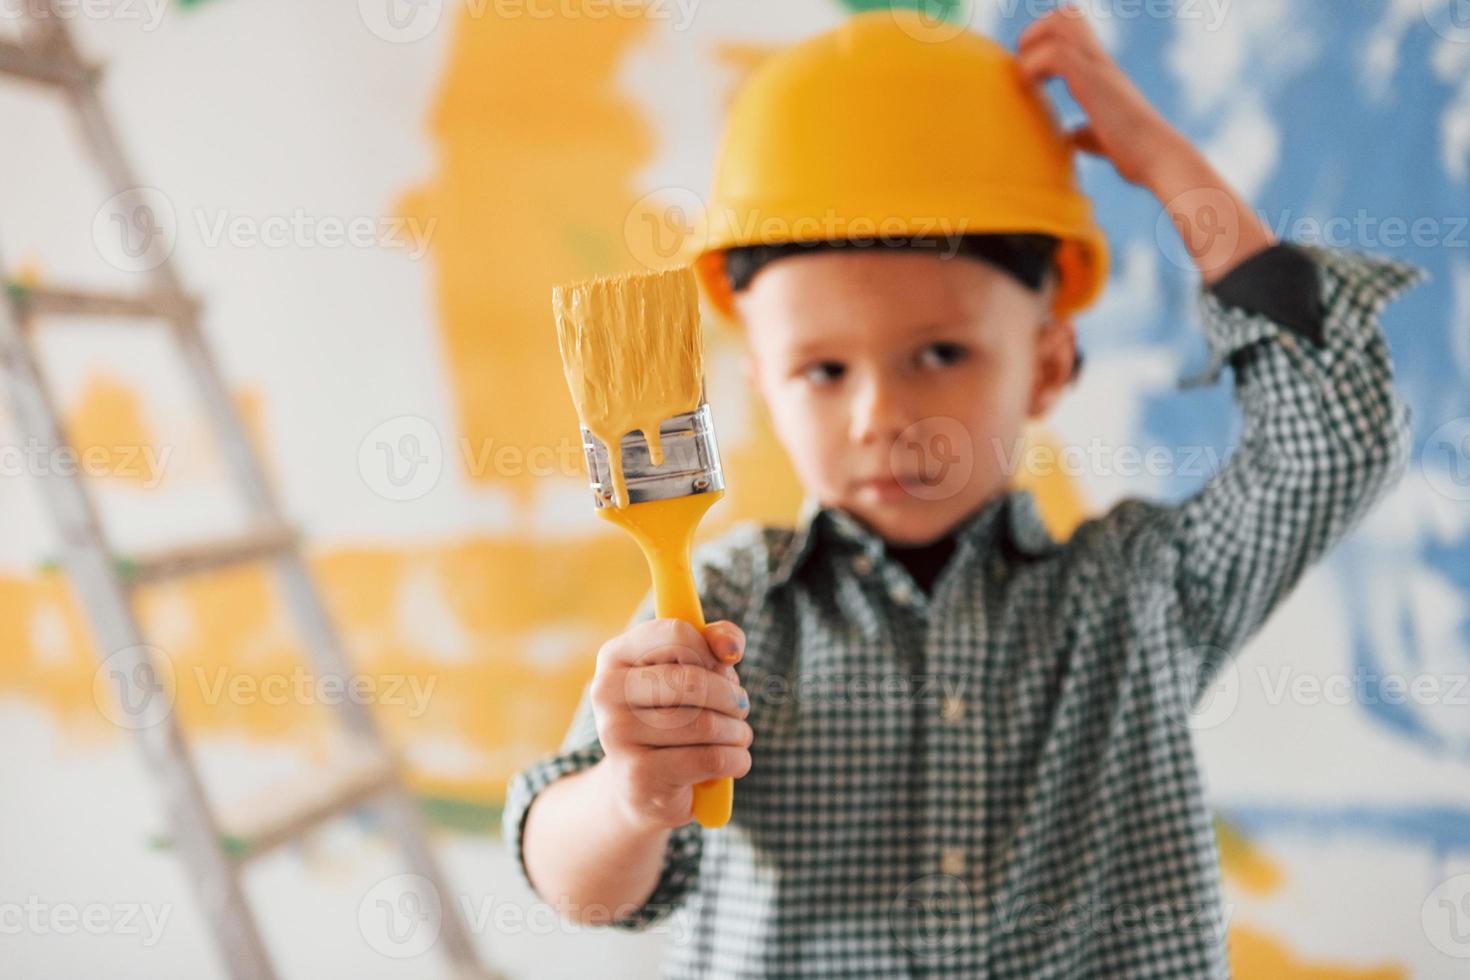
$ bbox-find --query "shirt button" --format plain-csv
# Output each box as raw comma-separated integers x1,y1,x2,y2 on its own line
891,582,918,607
852,553,874,575
941,695,965,723
940,847,966,877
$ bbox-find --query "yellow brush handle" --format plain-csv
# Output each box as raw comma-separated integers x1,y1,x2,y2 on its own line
598,489,733,829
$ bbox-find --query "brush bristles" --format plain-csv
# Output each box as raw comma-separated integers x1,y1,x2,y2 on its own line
551,266,705,446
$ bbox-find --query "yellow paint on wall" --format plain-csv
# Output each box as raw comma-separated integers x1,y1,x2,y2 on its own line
1217,816,1286,896
398,3,660,509
1229,928,1405,979
395,7,811,530
0,571,95,728
0,530,656,799
64,374,162,485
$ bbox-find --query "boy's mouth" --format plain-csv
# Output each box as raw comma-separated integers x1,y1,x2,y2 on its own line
855,474,923,501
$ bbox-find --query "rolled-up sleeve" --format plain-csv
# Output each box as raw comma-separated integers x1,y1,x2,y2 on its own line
1098,243,1426,701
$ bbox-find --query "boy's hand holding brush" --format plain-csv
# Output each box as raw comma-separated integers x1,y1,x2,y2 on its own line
518,266,750,923
517,614,750,925
590,616,752,833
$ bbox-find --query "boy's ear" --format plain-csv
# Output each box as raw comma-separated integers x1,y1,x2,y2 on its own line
1027,314,1077,421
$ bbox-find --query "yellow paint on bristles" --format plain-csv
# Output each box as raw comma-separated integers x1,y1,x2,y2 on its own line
551,266,704,509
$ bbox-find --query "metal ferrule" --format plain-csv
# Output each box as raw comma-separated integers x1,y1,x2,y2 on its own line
582,402,725,508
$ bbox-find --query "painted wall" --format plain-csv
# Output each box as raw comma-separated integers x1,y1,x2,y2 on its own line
0,1,1466,976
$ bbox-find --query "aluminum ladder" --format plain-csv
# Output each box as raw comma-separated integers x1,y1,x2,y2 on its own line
0,9,497,979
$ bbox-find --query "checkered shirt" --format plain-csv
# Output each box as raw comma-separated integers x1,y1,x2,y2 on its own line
503,243,1425,978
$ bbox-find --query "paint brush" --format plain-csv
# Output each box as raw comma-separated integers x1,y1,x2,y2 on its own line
551,266,733,829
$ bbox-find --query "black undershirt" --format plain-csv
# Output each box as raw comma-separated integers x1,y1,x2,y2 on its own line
884,532,960,596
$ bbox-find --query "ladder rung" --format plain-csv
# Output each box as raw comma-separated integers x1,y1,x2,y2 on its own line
222,747,398,863
0,38,93,88
10,283,198,321
123,523,297,586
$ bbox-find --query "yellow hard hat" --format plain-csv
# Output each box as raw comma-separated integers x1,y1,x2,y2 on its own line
692,10,1109,322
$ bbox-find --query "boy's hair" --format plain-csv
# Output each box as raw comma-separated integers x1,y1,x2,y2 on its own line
722,232,1084,384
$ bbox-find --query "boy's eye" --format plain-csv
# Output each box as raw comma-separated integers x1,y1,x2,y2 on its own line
917,341,968,369
800,361,846,384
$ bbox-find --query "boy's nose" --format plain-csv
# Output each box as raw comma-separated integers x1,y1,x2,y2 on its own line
849,376,913,446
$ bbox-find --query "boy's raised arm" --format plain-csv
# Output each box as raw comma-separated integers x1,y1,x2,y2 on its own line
1098,242,1424,702
1019,4,1427,700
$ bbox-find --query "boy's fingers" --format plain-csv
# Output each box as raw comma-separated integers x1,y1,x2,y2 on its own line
1016,40,1063,87
623,662,748,718
702,620,745,665
1020,5,1096,64
1018,12,1054,46
1056,0,1087,21
650,743,752,787
1018,4,1075,47
605,617,722,672
630,709,752,749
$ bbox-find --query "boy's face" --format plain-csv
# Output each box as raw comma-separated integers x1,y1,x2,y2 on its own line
735,248,1075,547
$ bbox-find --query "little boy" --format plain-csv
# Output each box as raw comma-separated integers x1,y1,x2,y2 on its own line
504,8,1424,978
